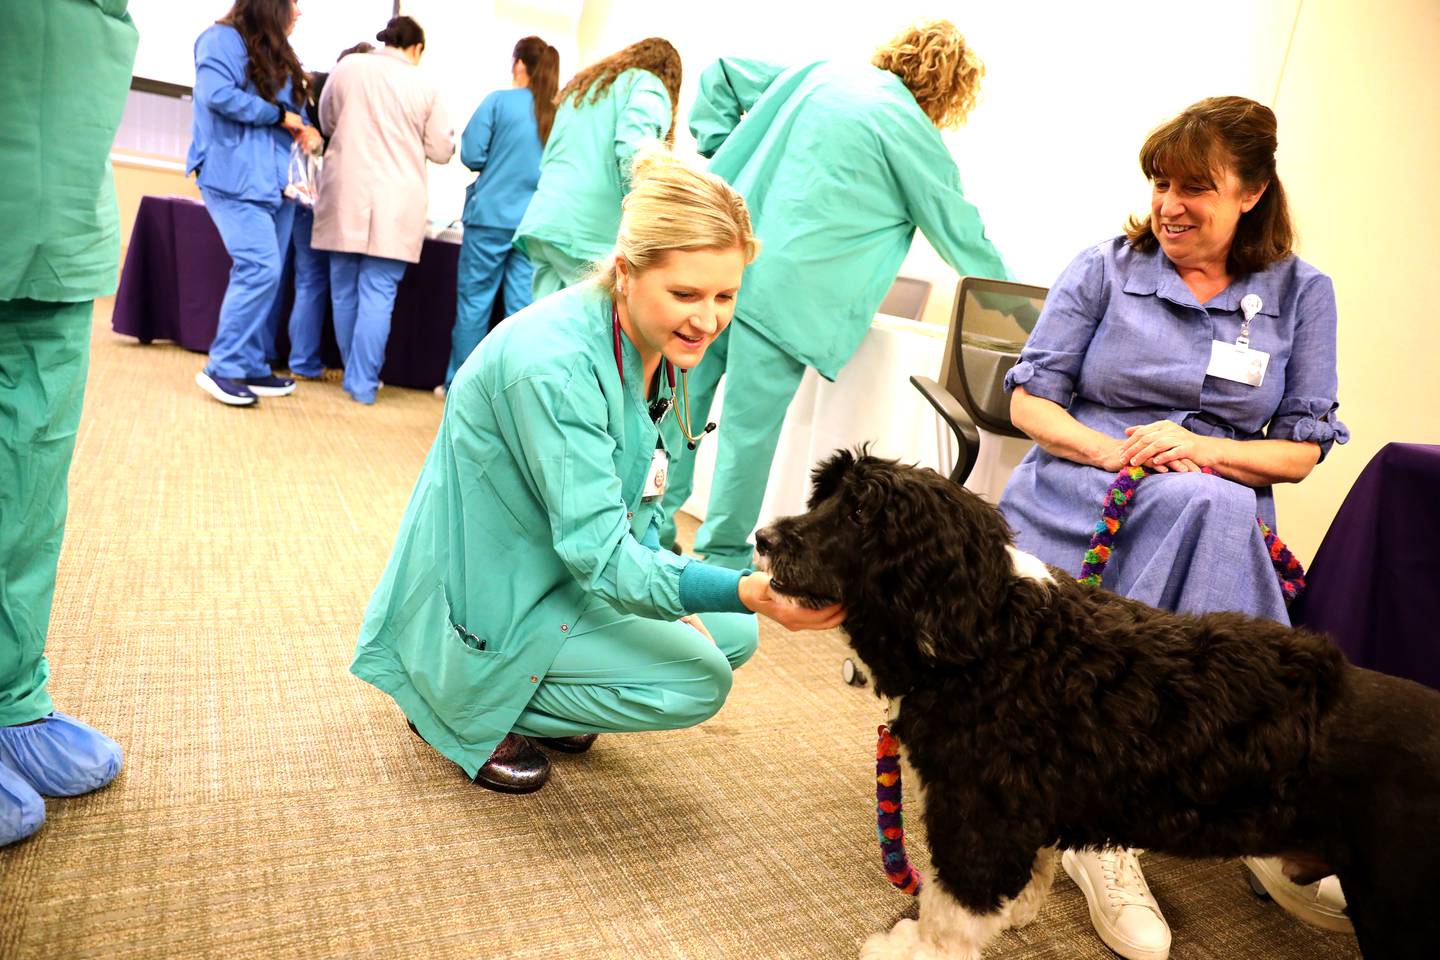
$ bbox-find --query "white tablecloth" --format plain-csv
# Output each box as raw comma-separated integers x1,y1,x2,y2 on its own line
682,314,1034,533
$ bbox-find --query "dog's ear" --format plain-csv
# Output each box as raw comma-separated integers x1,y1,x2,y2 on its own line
808,449,856,510
848,464,1018,666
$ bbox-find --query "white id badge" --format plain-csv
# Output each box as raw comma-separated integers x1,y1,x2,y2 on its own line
642,448,669,501
1207,340,1270,387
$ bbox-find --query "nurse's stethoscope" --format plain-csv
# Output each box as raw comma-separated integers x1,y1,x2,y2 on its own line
611,302,717,450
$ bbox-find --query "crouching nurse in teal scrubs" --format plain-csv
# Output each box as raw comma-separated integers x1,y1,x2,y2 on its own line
351,151,844,794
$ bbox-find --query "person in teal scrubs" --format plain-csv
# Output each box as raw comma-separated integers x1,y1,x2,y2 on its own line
441,36,560,392
660,20,1012,569
352,151,843,794
513,38,680,300
0,0,137,847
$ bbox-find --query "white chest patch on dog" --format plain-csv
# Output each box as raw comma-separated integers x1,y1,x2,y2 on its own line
1007,545,1055,583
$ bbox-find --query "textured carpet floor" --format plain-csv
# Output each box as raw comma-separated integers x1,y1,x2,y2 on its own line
0,301,1362,959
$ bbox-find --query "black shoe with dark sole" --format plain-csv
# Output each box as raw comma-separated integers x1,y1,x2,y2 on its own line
408,721,550,793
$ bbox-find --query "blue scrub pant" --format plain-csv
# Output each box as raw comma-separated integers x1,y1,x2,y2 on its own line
660,319,808,570
329,252,407,404
285,206,329,377
509,598,758,739
200,188,295,380
525,238,591,302
0,300,91,725
445,225,534,388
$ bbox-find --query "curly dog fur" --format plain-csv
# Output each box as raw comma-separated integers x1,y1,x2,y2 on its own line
755,449,1440,960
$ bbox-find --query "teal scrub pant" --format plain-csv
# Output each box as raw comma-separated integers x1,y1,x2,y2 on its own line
0,299,91,726
660,319,807,570
445,225,534,388
525,238,592,302
510,599,758,739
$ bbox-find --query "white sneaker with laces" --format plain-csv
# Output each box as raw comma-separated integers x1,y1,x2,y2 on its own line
1245,856,1352,933
1063,848,1172,960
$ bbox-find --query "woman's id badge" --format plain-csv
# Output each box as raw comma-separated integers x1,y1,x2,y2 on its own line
642,448,669,501
1207,340,1269,386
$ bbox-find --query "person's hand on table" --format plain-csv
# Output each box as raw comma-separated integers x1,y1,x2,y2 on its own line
739,572,846,632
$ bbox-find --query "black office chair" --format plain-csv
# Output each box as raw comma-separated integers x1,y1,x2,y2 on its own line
910,276,1048,485
842,277,1047,688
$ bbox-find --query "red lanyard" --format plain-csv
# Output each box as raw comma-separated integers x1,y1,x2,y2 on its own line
612,301,675,390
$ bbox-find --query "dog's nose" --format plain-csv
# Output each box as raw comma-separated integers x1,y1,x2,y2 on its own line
754,527,775,555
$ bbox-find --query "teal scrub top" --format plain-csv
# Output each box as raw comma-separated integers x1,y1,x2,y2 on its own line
0,0,138,303
351,283,745,777
691,58,1011,379
513,69,671,264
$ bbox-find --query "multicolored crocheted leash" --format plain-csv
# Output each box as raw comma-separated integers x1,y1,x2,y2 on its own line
875,723,923,894
1079,465,1305,602
872,465,1306,896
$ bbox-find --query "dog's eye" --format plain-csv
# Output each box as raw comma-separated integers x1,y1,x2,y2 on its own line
850,506,864,523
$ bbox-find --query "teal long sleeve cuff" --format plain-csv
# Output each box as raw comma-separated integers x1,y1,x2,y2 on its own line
678,560,749,615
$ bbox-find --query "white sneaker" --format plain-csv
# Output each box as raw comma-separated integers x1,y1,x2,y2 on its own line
1063,848,1172,960
1245,856,1352,933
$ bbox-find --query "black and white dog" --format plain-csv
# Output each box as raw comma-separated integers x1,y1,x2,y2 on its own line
755,449,1440,960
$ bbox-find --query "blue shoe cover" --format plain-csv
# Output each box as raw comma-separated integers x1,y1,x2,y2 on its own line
0,761,45,846
0,713,122,797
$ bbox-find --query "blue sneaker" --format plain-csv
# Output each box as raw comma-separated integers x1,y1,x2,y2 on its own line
0,713,123,797
244,374,296,397
0,762,44,847
195,370,258,406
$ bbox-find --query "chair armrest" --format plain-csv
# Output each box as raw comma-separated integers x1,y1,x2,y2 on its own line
911,375,981,485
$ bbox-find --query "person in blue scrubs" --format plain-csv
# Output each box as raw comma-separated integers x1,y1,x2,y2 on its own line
279,41,374,380
999,97,1349,957
188,0,319,407
440,36,560,394
351,151,844,795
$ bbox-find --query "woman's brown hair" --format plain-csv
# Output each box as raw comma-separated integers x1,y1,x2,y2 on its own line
556,38,681,141
514,36,560,146
219,0,308,105
1125,96,1295,275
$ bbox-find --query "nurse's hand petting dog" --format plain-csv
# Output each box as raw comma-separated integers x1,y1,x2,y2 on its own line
1121,420,1220,472
738,572,846,632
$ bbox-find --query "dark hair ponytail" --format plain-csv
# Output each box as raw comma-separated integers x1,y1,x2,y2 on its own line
376,16,425,50
514,36,560,145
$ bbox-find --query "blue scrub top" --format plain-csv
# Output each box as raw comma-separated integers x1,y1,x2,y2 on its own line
460,87,543,231
186,24,304,203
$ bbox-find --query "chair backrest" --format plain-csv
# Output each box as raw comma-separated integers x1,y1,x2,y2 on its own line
938,276,1048,439
878,276,932,323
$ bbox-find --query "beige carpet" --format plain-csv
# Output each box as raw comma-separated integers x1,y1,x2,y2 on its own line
0,300,1362,960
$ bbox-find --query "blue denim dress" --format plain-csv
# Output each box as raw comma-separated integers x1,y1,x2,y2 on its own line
998,237,1348,623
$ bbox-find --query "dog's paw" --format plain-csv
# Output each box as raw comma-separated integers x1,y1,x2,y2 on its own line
860,918,920,960
1006,896,1043,929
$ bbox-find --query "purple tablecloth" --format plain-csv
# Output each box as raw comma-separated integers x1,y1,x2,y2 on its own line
112,194,460,390
1290,443,1440,690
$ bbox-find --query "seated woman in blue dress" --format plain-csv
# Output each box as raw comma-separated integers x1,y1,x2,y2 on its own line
998,96,1349,960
